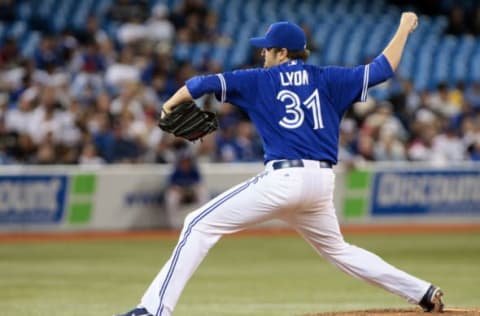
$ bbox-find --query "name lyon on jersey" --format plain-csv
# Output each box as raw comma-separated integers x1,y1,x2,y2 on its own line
280,70,309,86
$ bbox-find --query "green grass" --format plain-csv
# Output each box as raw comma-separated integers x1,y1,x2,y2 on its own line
0,232,479,316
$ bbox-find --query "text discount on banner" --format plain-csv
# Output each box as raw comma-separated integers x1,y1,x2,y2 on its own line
371,170,480,216
0,175,68,223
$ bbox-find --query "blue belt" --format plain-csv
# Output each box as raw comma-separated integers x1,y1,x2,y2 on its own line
272,159,332,170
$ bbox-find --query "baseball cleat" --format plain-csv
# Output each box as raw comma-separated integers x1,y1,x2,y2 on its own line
419,285,444,313
114,307,153,316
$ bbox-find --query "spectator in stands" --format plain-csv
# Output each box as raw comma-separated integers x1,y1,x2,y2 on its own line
410,105,438,139
468,139,480,160
390,79,421,127
445,5,469,35
0,111,12,164
80,40,106,75
121,108,147,146
75,16,108,45
464,81,480,110
141,49,177,103
34,36,62,70
469,6,480,36
3,65,31,106
408,123,439,161
374,131,407,161
407,116,465,163
460,116,478,151
134,109,165,163
215,124,242,162
70,42,106,103
29,87,65,145
146,4,175,44
234,121,263,162
447,80,465,110
153,135,180,164
170,0,208,31
0,38,20,68
108,0,149,23
433,125,466,161
203,11,226,44
356,133,375,161
4,90,36,135
79,142,105,165
97,37,117,69
338,118,359,166
57,30,78,69
8,133,35,163
94,91,112,115
118,16,149,46
147,73,173,104
164,151,209,228
0,133,12,164
363,101,408,142
110,129,141,163
34,142,57,164
110,81,145,120
0,0,15,22
0,93,5,117
92,112,115,162
59,98,82,148
105,47,140,90
427,82,460,118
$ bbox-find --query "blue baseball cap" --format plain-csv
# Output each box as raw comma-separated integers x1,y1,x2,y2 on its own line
250,21,306,51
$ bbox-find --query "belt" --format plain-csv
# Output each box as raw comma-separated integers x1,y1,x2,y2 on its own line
272,159,332,170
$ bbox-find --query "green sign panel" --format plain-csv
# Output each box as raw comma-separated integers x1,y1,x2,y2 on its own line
68,174,96,224
343,170,371,219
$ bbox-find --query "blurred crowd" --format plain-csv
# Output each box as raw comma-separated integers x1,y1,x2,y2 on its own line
340,79,480,165
444,4,480,36
1,0,480,166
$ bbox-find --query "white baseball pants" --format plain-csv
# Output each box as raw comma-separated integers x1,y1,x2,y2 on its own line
140,160,431,316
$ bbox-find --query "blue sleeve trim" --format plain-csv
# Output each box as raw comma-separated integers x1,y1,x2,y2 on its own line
216,74,226,103
360,64,370,102
360,54,395,101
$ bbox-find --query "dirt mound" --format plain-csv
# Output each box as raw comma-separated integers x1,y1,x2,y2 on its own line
303,308,480,316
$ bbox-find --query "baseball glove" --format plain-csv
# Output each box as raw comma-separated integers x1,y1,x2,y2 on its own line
158,101,219,141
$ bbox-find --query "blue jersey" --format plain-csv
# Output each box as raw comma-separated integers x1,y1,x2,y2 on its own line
186,55,394,164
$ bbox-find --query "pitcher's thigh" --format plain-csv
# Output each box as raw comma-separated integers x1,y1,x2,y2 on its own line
184,173,287,235
289,208,347,254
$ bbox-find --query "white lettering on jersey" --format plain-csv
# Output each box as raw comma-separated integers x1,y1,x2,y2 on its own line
280,70,309,86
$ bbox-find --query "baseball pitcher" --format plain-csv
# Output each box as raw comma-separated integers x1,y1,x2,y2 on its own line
117,12,444,316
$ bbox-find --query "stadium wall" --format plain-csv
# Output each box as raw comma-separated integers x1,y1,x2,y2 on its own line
1,162,480,232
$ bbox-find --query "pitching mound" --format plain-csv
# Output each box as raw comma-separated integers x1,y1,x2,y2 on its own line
303,308,480,316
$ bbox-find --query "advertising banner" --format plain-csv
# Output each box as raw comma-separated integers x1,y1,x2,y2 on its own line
92,172,167,229
371,170,480,216
2,163,480,232
0,175,68,224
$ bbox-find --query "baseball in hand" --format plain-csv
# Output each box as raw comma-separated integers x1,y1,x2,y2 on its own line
401,12,418,33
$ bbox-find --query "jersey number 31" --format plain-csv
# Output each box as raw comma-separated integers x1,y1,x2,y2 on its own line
278,89,324,130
